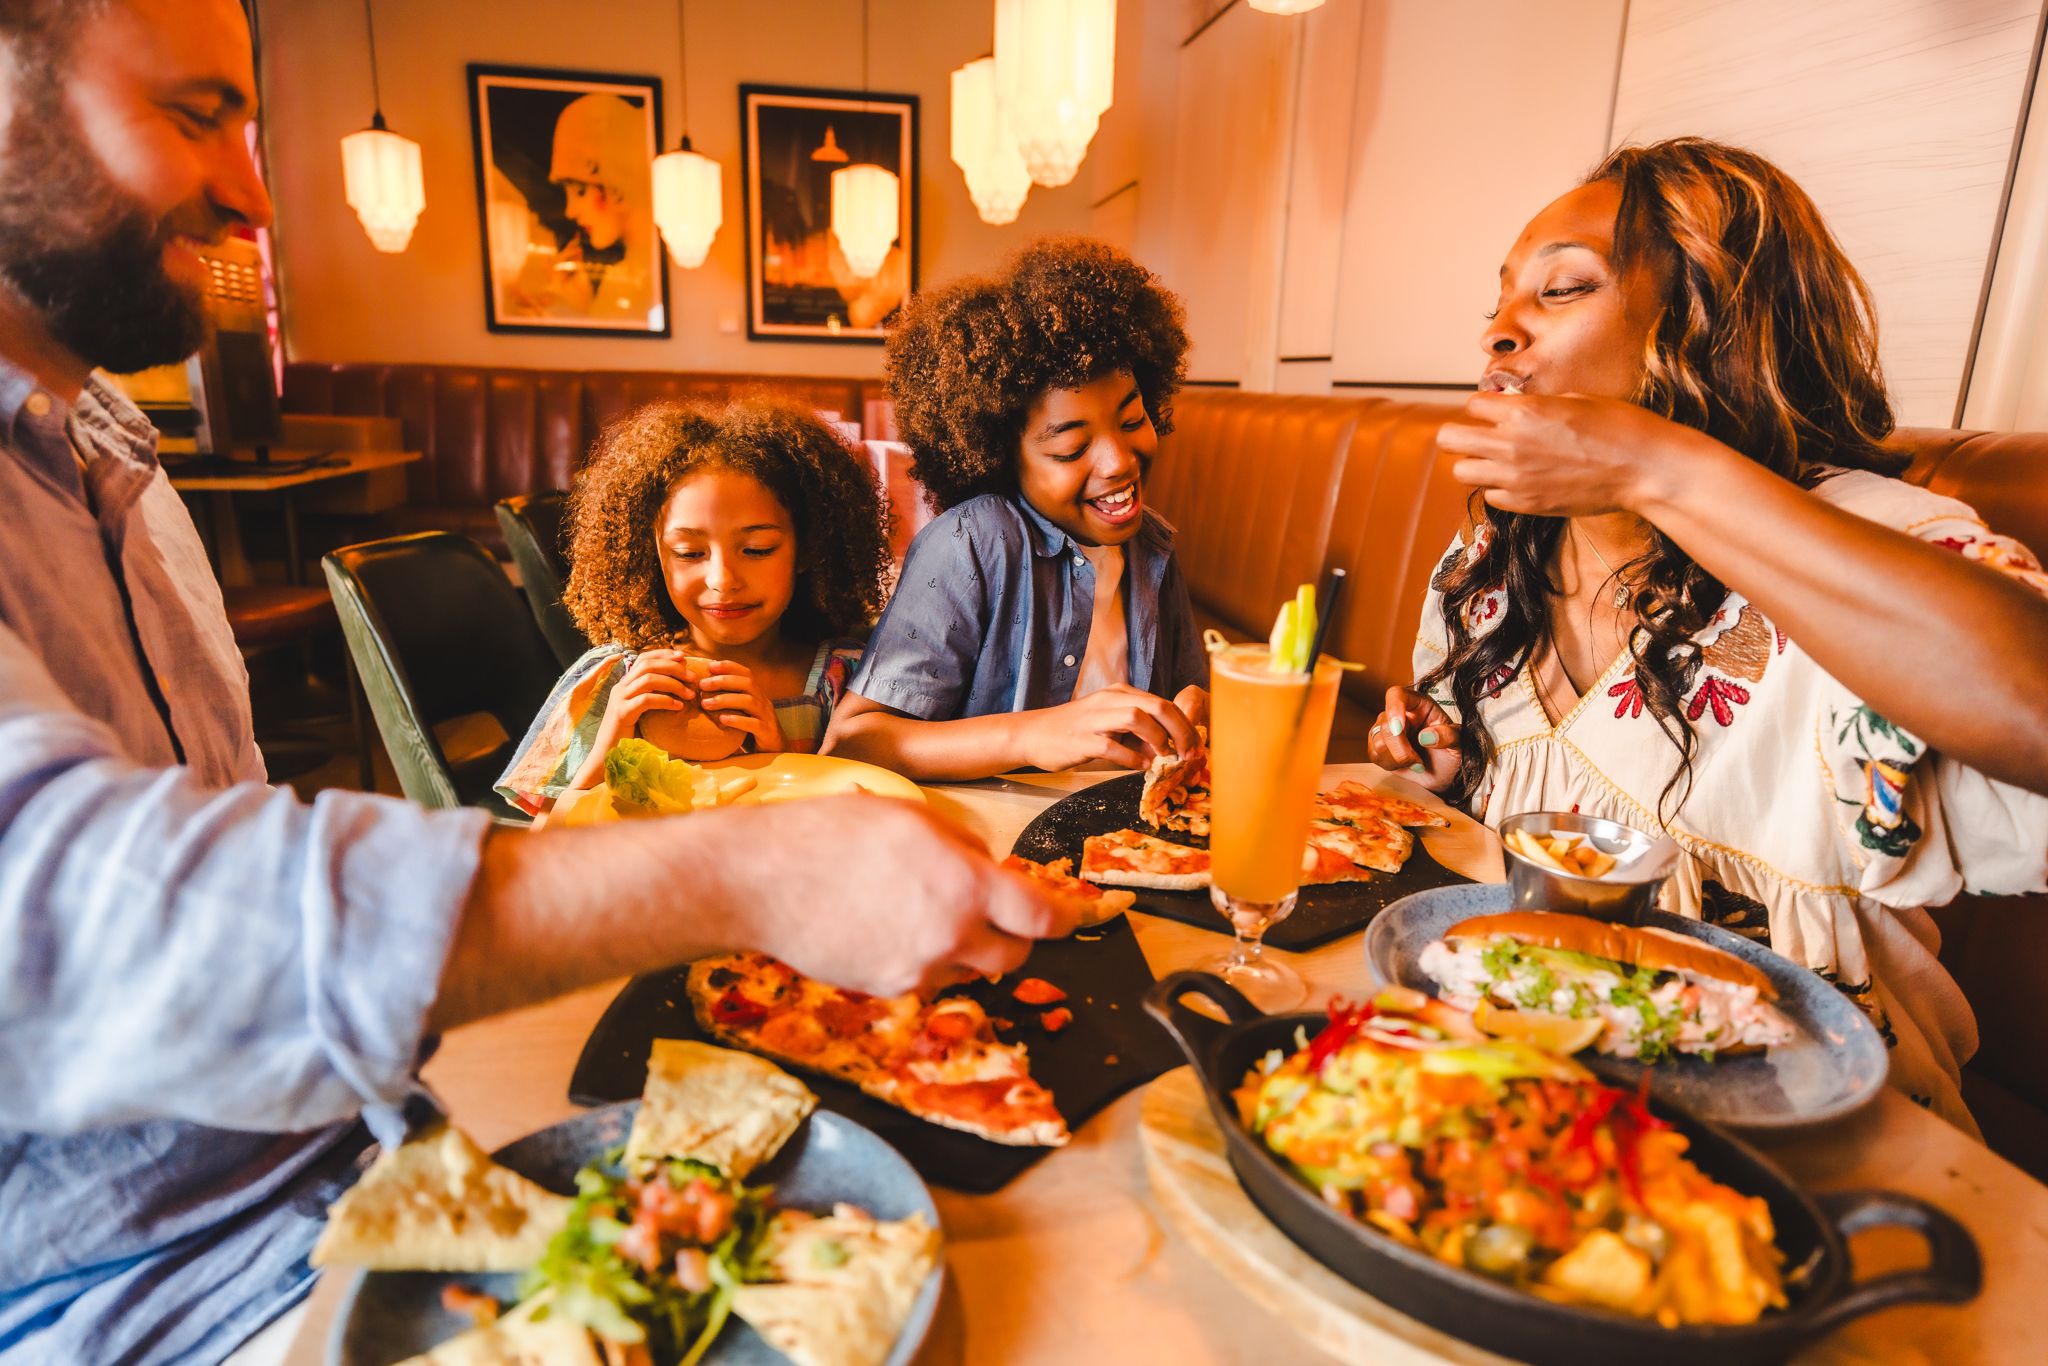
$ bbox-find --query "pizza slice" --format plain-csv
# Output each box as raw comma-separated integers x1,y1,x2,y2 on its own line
686,953,1069,1147
311,1124,572,1272
732,1206,942,1366
623,1038,816,1179
1315,778,1450,829
1001,853,1137,927
1305,816,1412,878
1080,828,1213,891
1140,728,1211,836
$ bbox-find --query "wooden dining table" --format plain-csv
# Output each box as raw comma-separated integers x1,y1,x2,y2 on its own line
282,766,2048,1365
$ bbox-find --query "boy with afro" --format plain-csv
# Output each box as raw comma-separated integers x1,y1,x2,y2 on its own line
825,237,1207,780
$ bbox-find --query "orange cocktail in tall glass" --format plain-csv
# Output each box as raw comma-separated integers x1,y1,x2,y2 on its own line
1202,642,1342,1009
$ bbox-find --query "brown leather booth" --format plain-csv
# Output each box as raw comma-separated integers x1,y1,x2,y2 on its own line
281,362,883,552
1152,390,2048,1167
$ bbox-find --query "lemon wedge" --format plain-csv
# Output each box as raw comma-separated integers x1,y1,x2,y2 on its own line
1474,999,1604,1056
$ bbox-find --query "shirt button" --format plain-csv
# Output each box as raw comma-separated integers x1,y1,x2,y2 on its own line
1072,553,1085,567
1064,654,1077,667
24,392,51,418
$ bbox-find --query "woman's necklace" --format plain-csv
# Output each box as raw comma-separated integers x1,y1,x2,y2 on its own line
1577,522,1632,611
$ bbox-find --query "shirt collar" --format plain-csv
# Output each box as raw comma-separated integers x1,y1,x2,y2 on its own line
1013,493,1175,560
0,356,77,483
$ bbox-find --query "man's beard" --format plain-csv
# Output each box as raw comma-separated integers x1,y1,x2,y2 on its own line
0,75,222,374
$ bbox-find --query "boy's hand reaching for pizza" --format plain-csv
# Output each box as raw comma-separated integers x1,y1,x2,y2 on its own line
1366,686,1461,792
1026,684,1199,770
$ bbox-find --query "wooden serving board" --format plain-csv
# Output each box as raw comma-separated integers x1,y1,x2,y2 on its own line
1138,1065,1519,1366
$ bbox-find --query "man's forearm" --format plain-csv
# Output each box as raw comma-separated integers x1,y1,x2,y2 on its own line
429,818,747,1031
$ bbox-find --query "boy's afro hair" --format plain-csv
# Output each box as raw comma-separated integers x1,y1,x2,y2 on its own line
883,236,1189,510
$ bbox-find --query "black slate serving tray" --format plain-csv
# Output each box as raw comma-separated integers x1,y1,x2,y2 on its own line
1010,772,1469,951
569,912,1179,1194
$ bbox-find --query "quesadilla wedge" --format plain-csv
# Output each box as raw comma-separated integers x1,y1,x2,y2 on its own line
623,1039,817,1179
311,1124,572,1272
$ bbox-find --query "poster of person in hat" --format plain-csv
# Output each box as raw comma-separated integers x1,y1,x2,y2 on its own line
468,65,671,336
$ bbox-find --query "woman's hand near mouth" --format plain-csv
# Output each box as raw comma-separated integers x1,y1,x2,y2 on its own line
698,662,786,752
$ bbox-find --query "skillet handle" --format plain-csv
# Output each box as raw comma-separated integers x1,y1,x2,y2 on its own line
1144,971,1265,1066
1800,1189,1982,1334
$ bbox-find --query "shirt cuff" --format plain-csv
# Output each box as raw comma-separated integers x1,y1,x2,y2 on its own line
301,790,492,1115
851,677,956,721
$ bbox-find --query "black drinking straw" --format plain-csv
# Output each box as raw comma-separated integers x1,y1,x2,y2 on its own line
1292,567,1346,729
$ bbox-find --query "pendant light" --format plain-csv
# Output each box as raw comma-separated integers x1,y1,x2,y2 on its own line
1247,0,1327,12
950,56,1030,225
339,0,424,253
994,0,1116,188
650,0,722,268
830,0,900,281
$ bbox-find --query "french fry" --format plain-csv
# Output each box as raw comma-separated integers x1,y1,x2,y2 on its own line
715,775,757,804
1508,829,1571,873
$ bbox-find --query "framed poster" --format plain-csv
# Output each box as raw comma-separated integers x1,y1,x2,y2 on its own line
740,83,918,343
468,64,670,337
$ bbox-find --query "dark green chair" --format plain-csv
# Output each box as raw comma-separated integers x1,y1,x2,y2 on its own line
323,532,561,821
494,491,591,669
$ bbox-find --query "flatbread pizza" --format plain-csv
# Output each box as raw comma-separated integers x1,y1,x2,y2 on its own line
1001,853,1137,926
1080,828,1213,890
686,953,1069,1147
1315,778,1449,830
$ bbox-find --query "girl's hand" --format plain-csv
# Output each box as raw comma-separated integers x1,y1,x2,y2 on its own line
592,650,698,756
1367,686,1461,792
698,661,786,753
1027,684,1199,771
1436,393,1716,518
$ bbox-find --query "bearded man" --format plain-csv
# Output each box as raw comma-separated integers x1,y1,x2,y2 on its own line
0,5,1068,1363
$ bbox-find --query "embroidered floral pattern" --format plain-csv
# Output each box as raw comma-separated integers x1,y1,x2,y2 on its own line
1480,661,1517,699
1686,675,1751,727
1815,967,1898,1048
1608,674,1645,719
1701,879,1771,945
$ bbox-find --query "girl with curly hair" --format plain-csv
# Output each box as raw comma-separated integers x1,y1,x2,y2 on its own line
1364,138,2048,1129
495,399,892,814
825,237,1210,781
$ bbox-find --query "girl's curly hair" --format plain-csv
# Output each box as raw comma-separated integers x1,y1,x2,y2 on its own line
883,236,1190,510
1420,137,1905,817
561,399,892,651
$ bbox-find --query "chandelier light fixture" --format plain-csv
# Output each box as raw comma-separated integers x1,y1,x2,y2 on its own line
650,0,722,268
830,0,901,281
950,55,1031,225
339,0,424,253
993,0,1116,188
1247,0,1327,13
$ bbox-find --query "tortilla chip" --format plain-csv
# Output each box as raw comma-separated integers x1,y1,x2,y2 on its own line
311,1125,571,1272
623,1039,817,1178
731,1206,941,1366
392,1294,604,1366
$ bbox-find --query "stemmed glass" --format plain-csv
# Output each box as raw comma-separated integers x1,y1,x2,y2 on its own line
1199,642,1342,1010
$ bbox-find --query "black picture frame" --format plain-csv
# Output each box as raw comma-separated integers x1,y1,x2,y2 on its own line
467,63,671,338
739,83,919,344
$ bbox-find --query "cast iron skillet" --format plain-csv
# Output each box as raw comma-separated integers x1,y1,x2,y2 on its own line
1145,971,1980,1366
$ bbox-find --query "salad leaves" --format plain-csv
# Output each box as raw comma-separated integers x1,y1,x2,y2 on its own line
525,1148,773,1365
605,738,711,818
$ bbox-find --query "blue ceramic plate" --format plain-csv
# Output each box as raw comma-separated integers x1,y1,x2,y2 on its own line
327,1103,943,1366
1365,883,1888,1131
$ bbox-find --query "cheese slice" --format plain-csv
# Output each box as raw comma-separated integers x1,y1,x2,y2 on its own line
310,1125,571,1272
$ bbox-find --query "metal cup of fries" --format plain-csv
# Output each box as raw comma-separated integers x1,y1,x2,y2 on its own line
1498,810,1678,924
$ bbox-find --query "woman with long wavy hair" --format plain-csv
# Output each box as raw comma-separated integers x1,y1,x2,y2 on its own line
1366,138,2048,1130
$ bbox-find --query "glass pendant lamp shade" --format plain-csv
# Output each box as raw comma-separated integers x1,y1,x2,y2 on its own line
950,57,1031,225
830,162,900,279
340,119,425,253
994,0,1116,188
1247,0,1326,13
652,140,722,267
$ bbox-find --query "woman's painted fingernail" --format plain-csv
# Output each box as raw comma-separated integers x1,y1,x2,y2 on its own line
1387,716,1404,737
1417,728,1440,747
1408,763,1427,773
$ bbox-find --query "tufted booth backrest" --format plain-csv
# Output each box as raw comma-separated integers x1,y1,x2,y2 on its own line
281,362,878,515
